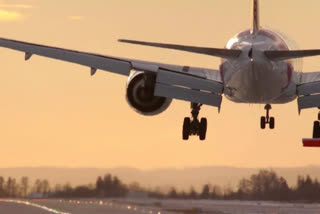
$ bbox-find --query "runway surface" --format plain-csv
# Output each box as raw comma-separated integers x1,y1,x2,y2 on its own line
0,198,320,214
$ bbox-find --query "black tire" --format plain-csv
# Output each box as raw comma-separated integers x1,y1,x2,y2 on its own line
199,118,207,141
269,117,275,129
183,117,191,140
313,121,320,138
260,116,266,129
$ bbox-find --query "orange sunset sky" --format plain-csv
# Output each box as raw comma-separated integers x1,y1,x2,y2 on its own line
0,0,319,169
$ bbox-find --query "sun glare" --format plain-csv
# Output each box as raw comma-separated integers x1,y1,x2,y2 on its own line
0,10,22,21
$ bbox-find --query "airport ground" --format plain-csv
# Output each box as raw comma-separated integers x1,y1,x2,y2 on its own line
0,198,320,214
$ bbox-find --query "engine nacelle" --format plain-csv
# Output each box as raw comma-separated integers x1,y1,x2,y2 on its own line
126,71,172,116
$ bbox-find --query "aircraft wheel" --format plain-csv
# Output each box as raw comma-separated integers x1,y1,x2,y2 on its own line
269,117,275,129
313,121,320,138
183,117,191,140
199,118,207,141
260,116,266,129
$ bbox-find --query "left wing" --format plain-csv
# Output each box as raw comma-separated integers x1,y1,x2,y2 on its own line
0,37,224,108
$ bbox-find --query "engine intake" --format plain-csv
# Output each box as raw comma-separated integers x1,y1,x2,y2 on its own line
126,71,172,116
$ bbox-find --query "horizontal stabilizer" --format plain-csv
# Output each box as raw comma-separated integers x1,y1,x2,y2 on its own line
119,39,241,59
265,50,320,61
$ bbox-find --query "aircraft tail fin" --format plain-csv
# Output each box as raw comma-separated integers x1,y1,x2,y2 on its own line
251,0,260,35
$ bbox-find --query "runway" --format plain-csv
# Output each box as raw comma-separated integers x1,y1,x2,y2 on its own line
0,199,170,214
0,198,320,214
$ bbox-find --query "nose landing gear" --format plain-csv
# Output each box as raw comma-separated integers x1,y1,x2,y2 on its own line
183,103,207,141
260,104,275,129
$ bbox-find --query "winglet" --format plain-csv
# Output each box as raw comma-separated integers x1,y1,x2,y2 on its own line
251,0,260,35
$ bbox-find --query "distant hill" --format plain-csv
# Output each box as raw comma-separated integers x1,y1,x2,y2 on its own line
0,166,320,191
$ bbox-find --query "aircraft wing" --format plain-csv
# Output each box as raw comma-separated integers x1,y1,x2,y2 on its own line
296,72,320,112
0,38,224,108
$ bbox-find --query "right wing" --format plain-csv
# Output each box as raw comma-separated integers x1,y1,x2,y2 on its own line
296,72,320,112
0,37,224,108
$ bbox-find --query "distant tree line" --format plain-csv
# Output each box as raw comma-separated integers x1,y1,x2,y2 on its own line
0,176,49,198
0,174,128,198
51,174,128,198
1,170,320,202
165,170,320,202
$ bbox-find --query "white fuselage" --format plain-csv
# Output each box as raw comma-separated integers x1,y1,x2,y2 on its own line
221,29,297,104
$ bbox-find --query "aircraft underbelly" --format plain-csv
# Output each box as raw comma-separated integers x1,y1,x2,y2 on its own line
224,64,297,104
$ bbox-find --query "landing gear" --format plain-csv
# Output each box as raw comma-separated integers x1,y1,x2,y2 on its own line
302,110,320,147
183,118,191,140
312,111,320,138
182,103,207,141
260,104,275,129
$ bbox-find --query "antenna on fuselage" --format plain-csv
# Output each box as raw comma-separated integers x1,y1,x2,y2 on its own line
251,0,260,35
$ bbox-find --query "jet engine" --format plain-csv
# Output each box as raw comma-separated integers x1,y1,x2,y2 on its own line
126,71,172,116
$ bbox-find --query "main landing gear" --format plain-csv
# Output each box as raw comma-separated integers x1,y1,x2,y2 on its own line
312,110,320,138
260,104,275,129
302,109,320,147
183,103,207,141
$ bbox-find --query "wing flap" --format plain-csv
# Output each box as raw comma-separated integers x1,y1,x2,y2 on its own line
297,80,320,111
298,94,320,111
157,70,223,94
155,84,222,107
130,60,222,82
155,69,223,108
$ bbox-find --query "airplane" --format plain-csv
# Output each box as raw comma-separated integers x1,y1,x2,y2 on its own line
0,0,320,143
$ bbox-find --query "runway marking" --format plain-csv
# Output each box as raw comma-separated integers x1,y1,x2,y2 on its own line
56,199,163,214
0,199,71,214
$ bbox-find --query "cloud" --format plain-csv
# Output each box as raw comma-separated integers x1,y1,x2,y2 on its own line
0,4,33,9
0,9,23,21
0,2,33,22
68,16,84,21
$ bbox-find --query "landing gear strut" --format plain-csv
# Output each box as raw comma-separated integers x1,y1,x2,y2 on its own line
302,109,320,147
260,104,275,129
183,103,207,141
312,110,320,138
